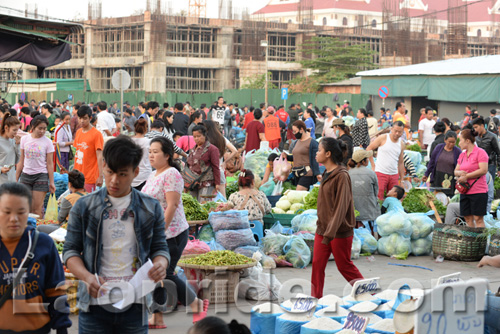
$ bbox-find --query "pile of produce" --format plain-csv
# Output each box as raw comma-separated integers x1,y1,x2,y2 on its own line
182,193,209,220
244,148,278,178
402,188,446,215
272,190,308,214
178,250,253,266
303,187,319,210
406,143,421,152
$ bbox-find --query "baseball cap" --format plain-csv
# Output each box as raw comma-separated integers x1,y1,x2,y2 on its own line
267,106,275,114
331,118,345,127
352,149,373,163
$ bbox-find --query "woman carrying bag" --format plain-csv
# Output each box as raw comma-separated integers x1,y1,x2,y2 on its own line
183,124,221,202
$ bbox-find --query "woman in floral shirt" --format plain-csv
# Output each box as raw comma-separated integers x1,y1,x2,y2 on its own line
142,136,208,328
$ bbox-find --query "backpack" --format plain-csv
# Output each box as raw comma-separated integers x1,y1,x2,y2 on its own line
488,117,498,135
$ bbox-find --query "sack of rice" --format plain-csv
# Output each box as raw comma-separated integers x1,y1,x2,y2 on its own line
335,330,359,334
275,312,315,334
341,313,382,325
314,305,350,323
371,302,395,319
365,319,395,333
280,293,311,311
373,290,398,303
347,301,379,314
300,317,343,334
250,303,283,334
318,295,346,309
343,294,381,307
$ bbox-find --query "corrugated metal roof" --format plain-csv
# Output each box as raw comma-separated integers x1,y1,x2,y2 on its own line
357,55,500,77
321,77,361,86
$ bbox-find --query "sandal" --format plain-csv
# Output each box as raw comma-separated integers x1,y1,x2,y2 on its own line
192,299,210,324
148,323,167,329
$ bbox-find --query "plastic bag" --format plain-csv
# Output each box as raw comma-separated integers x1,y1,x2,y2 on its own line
273,156,292,182
45,194,58,221
283,236,311,269
407,212,434,240
354,228,378,255
262,231,290,256
238,264,282,301
209,210,250,232
269,254,293,267
244,148,278,178
234,246,262,258
259,180,275,196
215,228,257,250
197,224,215,242
275,313,314,334
214,191,227,203
375,210,412,238
269,221,284,235
404,150,422,168
291,213,318,233
272,180,284,196
351,234,361,260
411,235,433,256
377,233,412,259
206,238,226,251
182,236,210,256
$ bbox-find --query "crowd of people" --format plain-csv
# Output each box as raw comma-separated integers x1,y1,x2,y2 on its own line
1,95,500,333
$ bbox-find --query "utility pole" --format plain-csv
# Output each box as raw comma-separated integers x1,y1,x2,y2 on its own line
261,39,269,108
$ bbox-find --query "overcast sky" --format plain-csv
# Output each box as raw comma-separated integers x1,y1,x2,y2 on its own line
0,0,270,21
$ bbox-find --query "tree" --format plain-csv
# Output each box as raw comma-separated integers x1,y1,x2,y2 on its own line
291,36,377,92
240,72,278,90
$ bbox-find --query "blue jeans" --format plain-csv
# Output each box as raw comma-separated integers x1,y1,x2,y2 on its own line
486,292,500,334
79,303,148,334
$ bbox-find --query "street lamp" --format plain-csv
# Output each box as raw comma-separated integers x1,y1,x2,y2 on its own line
260,40,269,108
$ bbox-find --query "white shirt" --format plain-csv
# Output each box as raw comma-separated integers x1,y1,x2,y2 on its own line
131,137,152,187
323,116,337,138
100,193,137,281
96,110,117,137
418,118,436,146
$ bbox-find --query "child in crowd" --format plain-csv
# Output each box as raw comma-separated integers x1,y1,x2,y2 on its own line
261,153,279,184
381,185,405,214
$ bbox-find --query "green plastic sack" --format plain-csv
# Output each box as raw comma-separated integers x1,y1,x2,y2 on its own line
259,180,275,196
45,194,58,221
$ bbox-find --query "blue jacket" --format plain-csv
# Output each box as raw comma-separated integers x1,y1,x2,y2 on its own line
0,227,71,333
425,143,462,183
63,187,170,311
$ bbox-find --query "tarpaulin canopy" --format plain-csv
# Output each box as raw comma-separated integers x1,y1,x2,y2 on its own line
0,14,82,77
357,55,500,103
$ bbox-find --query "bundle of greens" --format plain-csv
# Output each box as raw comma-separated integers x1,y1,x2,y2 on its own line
182,193,209,221
226,182,239,198
402,188,446,215
303,187,319,210
406,143,422,152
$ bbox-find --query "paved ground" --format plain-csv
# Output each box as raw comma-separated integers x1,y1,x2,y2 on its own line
65,254,500,333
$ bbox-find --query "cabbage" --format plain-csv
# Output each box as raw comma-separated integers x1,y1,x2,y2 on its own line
378,233,411,259
411,235,432,256
286,210,295,214
354,228,378,254
408,213,434,240
244,148,275,178
283,236,311,268
376,211,412,238
276,200,291,211
262,231,291,256
285,190,308,204
290,203,304,212
492,199,500,212
273,208,286,214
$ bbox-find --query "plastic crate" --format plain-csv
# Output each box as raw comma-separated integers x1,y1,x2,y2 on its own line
185,268,240,304
263,213,295,230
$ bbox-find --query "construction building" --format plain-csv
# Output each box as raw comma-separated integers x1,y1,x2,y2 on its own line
1,0,500,95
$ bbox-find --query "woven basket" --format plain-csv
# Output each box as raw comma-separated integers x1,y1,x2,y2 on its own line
432,223,487,261
184,268,240,304
489,232,500,256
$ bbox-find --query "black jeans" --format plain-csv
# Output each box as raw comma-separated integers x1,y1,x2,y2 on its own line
152,229,196,312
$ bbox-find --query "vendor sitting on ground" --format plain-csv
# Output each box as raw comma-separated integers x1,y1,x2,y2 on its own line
261,153,279,184
381,185,405,214
227,169,272,230
57,170,88,223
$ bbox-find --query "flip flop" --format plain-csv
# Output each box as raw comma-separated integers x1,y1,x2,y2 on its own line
192,299,210,324
148,323,167,329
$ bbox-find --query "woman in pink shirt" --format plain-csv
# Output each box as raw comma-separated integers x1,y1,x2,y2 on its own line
454,129,489,227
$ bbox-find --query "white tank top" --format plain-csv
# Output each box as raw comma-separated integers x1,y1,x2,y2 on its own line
375,133,402,175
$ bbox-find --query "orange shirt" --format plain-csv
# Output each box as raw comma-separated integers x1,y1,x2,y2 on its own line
74,127,103,184
263,115,281,141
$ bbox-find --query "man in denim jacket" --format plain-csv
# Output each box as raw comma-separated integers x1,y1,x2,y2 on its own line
63,135,170,334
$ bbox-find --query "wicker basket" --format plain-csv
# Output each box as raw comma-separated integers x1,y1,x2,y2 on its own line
432,223,487,261
489,232,500,256
184,268,240,304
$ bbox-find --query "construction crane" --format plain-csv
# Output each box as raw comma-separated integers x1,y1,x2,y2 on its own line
189,0,207,18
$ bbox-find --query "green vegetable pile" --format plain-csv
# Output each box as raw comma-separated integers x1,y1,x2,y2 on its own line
202,201,218,212
55,241,64,253
402,188,446,215
182,193,209,221
304,187,319,210
282,181,296,193
226,182,239,198
179,250,253,266
406,143,421,152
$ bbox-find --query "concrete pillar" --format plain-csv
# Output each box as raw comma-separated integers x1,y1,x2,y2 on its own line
216,27,236,91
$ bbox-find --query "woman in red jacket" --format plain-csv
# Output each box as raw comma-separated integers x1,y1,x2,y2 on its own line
312,137,364,298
